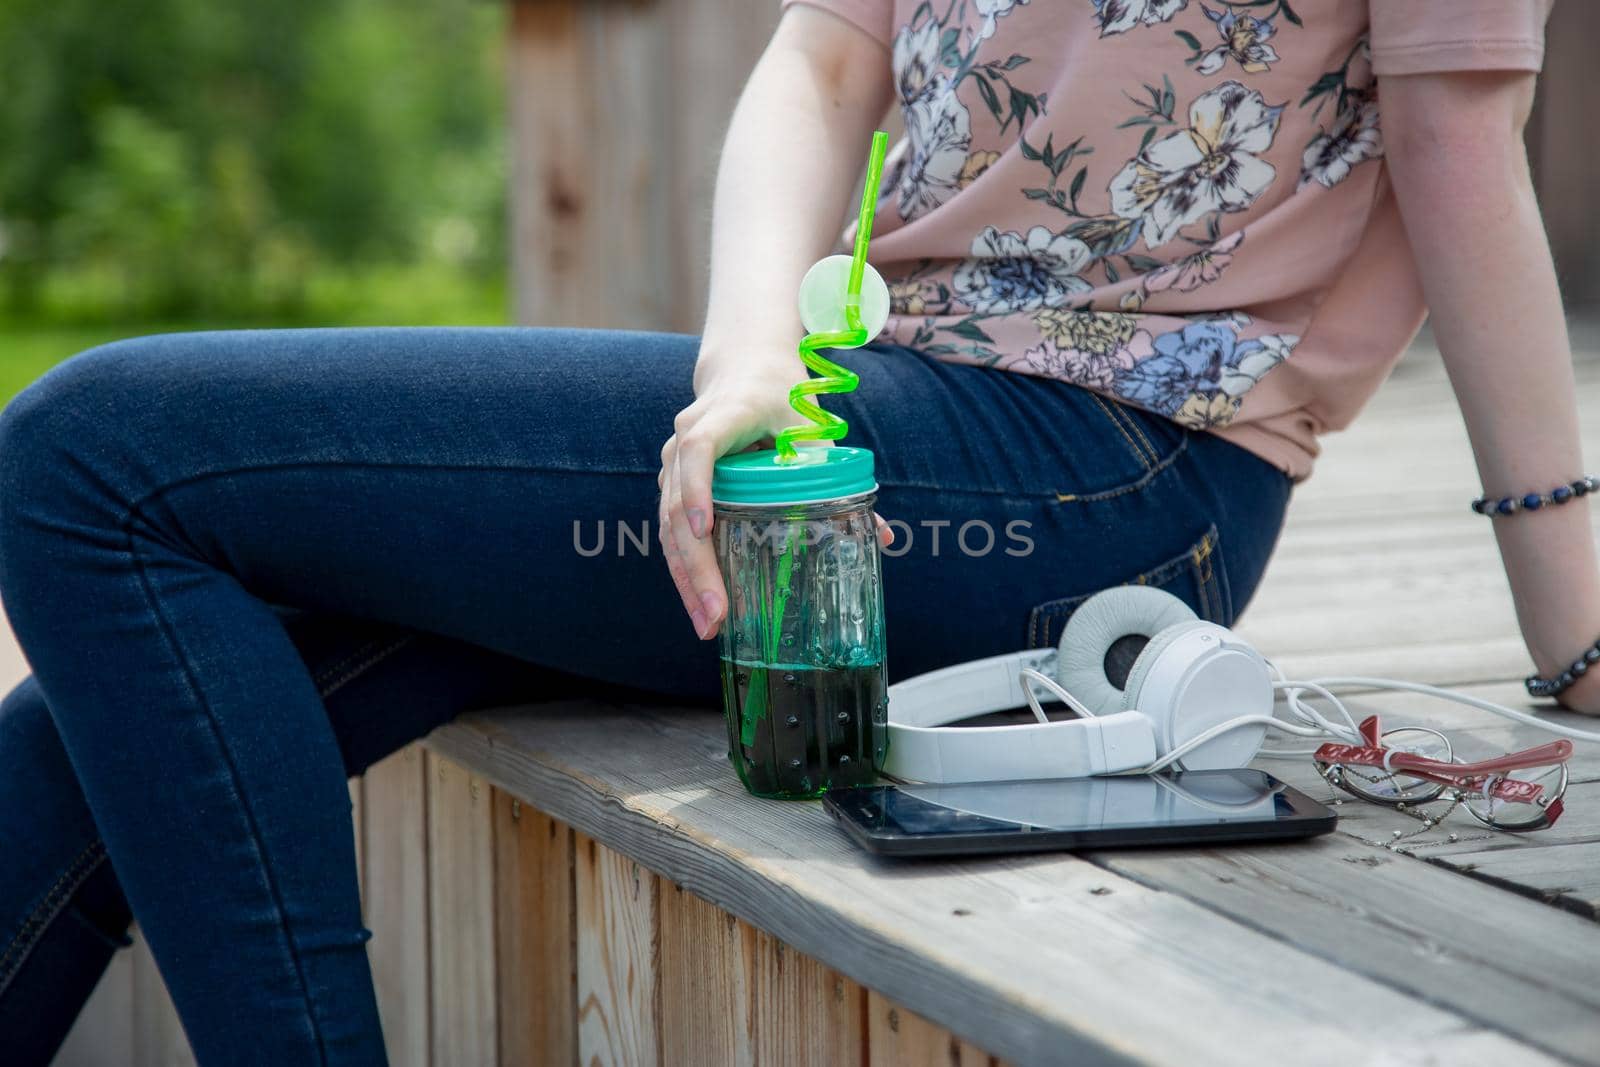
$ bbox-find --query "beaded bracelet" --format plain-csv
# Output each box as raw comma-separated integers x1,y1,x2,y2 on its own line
1472,475,1598,517
1526,637,1600,698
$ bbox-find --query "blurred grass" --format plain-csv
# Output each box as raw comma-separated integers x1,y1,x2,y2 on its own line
1,264,509,403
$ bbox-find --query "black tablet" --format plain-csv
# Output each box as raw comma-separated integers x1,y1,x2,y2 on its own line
823,768,1336,857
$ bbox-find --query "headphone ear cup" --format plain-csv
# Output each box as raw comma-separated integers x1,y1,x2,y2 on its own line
1120,620,1212,713
1057,586,1198,716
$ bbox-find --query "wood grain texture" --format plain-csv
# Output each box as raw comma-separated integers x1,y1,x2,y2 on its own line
54,947,134,1067
1434,841,1600,921
506,0,674,331
575,834,658,1067
362,745,431,1067
428,709,1563,1066
747,925,865,1067
494,791,578,1067
658,881,754,1065
426,753,498,1067
1090,835,1600,1066
868,991,994,1067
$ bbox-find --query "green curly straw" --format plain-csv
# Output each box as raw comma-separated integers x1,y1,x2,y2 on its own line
775,129,890,462
739,131,889,755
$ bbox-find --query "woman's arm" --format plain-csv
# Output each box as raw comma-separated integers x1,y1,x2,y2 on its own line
659,7,893,639
1381,69,1600,714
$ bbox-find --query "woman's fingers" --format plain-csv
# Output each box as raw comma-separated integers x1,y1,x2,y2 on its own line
658,467,711,639
874,512,894,548
670,415,750,639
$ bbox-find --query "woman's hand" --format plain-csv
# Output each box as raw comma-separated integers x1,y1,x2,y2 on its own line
659,353,893,641
658,356,803,641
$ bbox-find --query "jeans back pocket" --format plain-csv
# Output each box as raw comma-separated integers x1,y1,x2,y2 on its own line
1025,524,1233,650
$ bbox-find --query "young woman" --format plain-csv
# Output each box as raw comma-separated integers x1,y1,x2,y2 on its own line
0,1,1589,1063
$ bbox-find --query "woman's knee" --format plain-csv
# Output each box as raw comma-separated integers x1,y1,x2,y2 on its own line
0,336,203,641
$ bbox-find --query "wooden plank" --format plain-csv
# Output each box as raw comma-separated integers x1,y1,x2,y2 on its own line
362,745,431,1067
426,753,497,1067
506,0,597,329
506,0,675,330
1089,834,1600,1065
54,947,134,1067
430,706,1565,1066
494,790,578,1067
748,925,865,1067
1433,841,1600,920
575,834,658,1067
579,0,673,330
868,990,994,1067
658,880,754,1064
664,0,781,333
130,929,195,1067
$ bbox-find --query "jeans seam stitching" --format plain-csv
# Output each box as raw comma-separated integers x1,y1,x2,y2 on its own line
120,515,329,1065
1118,404,1164,469
1089,394,1156,470
0,841,108,996
1101,396,1158,468
121,460,655,521
1052,435,1187,504
316,633,418,699
310,637,388,688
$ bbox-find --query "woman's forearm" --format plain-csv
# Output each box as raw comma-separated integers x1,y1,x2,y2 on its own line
1382,71,1600,698
697,8,892,389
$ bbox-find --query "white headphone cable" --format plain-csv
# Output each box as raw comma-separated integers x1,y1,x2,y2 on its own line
1016,662,1600,775
1019,668,1100,724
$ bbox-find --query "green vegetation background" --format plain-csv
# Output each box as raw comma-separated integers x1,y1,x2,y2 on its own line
0,0,508,400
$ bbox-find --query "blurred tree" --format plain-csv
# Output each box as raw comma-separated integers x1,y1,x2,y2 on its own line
0,0,505,321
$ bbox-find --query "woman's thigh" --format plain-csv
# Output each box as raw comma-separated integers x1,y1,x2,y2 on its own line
0,327,1287,698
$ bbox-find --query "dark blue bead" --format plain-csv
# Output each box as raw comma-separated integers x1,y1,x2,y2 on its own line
1553,486,1574,504
1523,493,1545,510
1496,498,1519,516
1574,480,1591,497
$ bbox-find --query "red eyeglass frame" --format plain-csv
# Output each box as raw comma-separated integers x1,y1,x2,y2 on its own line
1312,716,1570,826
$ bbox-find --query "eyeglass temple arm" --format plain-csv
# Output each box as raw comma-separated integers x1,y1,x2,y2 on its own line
1352,717,1572,774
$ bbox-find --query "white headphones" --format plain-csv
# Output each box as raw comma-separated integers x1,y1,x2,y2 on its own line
885,586,1600,784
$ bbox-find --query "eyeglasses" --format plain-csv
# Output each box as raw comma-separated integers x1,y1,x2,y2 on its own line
1313,715,1570,832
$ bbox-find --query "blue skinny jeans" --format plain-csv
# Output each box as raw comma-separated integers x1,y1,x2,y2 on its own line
0,328,1290,1064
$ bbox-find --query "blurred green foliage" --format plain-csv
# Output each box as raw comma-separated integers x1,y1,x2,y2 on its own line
0,0,507,325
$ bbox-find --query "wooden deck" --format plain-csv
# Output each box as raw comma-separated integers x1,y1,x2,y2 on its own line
48,330,1600,1066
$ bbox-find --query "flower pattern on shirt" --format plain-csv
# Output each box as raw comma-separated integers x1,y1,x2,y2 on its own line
1193,4,1279,74
1092,0,1189,37
953,226,1094,312
874,0,1364,431
1108,81,1285,248
1110,319,1296,428
1298,38,1383,190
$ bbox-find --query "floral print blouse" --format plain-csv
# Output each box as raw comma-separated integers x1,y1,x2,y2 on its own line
782,0,1552,478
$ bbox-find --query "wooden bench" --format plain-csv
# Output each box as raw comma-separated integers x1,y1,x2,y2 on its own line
60,339,1600,1066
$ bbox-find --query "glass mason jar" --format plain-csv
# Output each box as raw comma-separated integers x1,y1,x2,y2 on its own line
711,446,888,799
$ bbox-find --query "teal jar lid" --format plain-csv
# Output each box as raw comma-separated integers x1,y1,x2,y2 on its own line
712,446,877,506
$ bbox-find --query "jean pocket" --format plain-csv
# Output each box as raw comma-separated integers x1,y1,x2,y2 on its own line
1025,524,1233,649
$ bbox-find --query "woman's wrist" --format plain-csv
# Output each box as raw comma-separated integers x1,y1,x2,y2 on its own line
693,336,805,396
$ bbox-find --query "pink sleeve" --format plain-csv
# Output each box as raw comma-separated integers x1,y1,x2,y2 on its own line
780,0,894,48
1368,0,1553,76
